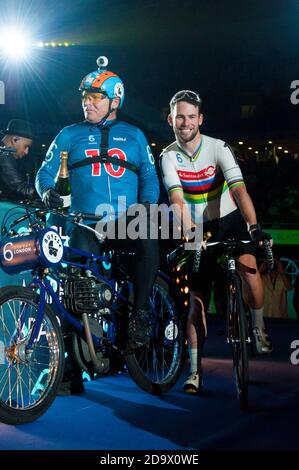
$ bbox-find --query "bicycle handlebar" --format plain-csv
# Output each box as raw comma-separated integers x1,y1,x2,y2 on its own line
167,238,274,273
1,202,105,237
192,239,252,273
69,212,104,222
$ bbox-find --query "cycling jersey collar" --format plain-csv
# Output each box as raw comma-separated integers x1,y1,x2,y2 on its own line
177,135,203,162
97,117,117,128
191,137,203,161
85,118,117,129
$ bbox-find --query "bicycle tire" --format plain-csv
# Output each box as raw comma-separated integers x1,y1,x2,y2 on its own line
125,276,185,395
227,275,249,409
0,286,64,425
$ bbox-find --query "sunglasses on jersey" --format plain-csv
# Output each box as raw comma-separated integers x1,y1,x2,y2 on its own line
170,90,202,107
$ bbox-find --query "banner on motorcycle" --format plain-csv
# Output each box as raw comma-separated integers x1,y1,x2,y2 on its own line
0,228,64,274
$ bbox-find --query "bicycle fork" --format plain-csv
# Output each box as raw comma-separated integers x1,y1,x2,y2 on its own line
226,260,251,346
226,257,238,345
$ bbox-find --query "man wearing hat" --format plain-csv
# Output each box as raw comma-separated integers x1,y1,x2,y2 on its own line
0,119,35,200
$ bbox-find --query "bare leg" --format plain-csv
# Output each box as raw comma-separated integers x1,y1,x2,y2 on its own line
238,253,265,329
186,291,207,372
238,254,264,309
238,253,272,353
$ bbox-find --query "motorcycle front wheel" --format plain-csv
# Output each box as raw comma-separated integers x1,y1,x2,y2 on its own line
0,286,64,425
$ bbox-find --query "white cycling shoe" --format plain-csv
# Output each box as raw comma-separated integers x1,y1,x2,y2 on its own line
253,327,273,354
183,371,203,394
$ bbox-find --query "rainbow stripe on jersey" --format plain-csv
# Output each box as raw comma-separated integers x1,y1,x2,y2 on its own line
174,167,243,204
160,134,245,222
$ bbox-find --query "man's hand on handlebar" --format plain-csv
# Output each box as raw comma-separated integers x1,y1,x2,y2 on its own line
183,227,212,250
42,189,63,209
249,224,273,247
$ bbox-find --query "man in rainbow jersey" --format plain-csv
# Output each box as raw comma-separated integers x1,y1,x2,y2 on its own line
160,90,272,394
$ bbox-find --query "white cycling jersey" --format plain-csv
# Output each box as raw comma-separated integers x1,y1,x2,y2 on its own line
160,134,244,223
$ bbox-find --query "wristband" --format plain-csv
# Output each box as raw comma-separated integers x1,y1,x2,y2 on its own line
248,223,260,233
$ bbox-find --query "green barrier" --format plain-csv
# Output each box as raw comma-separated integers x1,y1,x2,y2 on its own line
267,229,299,246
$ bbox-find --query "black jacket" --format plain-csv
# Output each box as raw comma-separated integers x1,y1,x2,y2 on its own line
0,154,35,201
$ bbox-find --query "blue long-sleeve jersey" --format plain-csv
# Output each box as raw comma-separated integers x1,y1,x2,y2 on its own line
36,120,159,217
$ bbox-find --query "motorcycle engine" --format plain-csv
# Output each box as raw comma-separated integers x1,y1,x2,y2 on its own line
63,271,113,315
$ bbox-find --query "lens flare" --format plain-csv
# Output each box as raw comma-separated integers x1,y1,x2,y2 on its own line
0,27,31,61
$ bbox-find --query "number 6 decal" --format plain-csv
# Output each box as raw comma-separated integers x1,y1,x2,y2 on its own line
3,242,14,261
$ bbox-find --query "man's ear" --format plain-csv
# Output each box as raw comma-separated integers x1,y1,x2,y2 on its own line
111,97,120,111
167,113,173,127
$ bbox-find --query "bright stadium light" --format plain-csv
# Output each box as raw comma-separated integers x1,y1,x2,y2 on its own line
0,27,31,61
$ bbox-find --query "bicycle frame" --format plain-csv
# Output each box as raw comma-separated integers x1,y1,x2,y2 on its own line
220,241,248,343
1,204,176,357
207,239,253,408
168,236,273,408
24,243,134,353
0,205,185,425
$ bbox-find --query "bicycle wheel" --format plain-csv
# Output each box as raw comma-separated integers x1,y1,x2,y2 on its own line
125,276,185,395
227,275,249,409
0,286,64,424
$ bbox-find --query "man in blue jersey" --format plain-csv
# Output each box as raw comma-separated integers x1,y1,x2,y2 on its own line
160,90,272,394
36,56,160,394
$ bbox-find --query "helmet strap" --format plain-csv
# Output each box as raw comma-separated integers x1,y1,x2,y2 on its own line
98,99,118,126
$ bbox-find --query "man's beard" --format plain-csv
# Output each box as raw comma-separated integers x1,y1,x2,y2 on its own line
176,127,199,144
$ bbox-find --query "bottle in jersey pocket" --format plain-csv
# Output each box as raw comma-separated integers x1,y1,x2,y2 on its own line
55,151,71,209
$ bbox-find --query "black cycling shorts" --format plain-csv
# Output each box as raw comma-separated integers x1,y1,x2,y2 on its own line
187,209,256,292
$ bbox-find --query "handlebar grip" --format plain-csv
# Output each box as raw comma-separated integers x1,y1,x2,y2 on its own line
192,248,201,273
192,231,212,274
167,232,212,271
263,239,274,271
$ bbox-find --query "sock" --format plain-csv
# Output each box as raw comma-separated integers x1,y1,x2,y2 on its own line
188,347,202,374
250,307,265,330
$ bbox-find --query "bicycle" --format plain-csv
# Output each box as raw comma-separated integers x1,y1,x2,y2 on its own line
168,237,273,409
0,203,184,425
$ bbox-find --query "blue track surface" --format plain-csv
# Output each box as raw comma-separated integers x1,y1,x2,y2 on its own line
0,316,298,451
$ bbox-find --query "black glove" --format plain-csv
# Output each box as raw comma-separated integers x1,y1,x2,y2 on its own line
249,224,271,243
42,189,63,209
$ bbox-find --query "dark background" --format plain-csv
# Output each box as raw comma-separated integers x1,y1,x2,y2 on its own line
1,0,299,225
1,0,299,135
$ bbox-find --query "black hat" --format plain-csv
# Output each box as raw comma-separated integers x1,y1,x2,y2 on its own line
1,119,34,140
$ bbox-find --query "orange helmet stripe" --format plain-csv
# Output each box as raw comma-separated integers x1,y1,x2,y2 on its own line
91,71,118,89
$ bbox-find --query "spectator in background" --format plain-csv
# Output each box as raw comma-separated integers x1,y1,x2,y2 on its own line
259,259,292,318
0,119,35,201
293,272,299,320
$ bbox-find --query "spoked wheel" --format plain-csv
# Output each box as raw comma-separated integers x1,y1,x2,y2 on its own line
125,276,184,395
0,286,64,424
227,276,249,409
